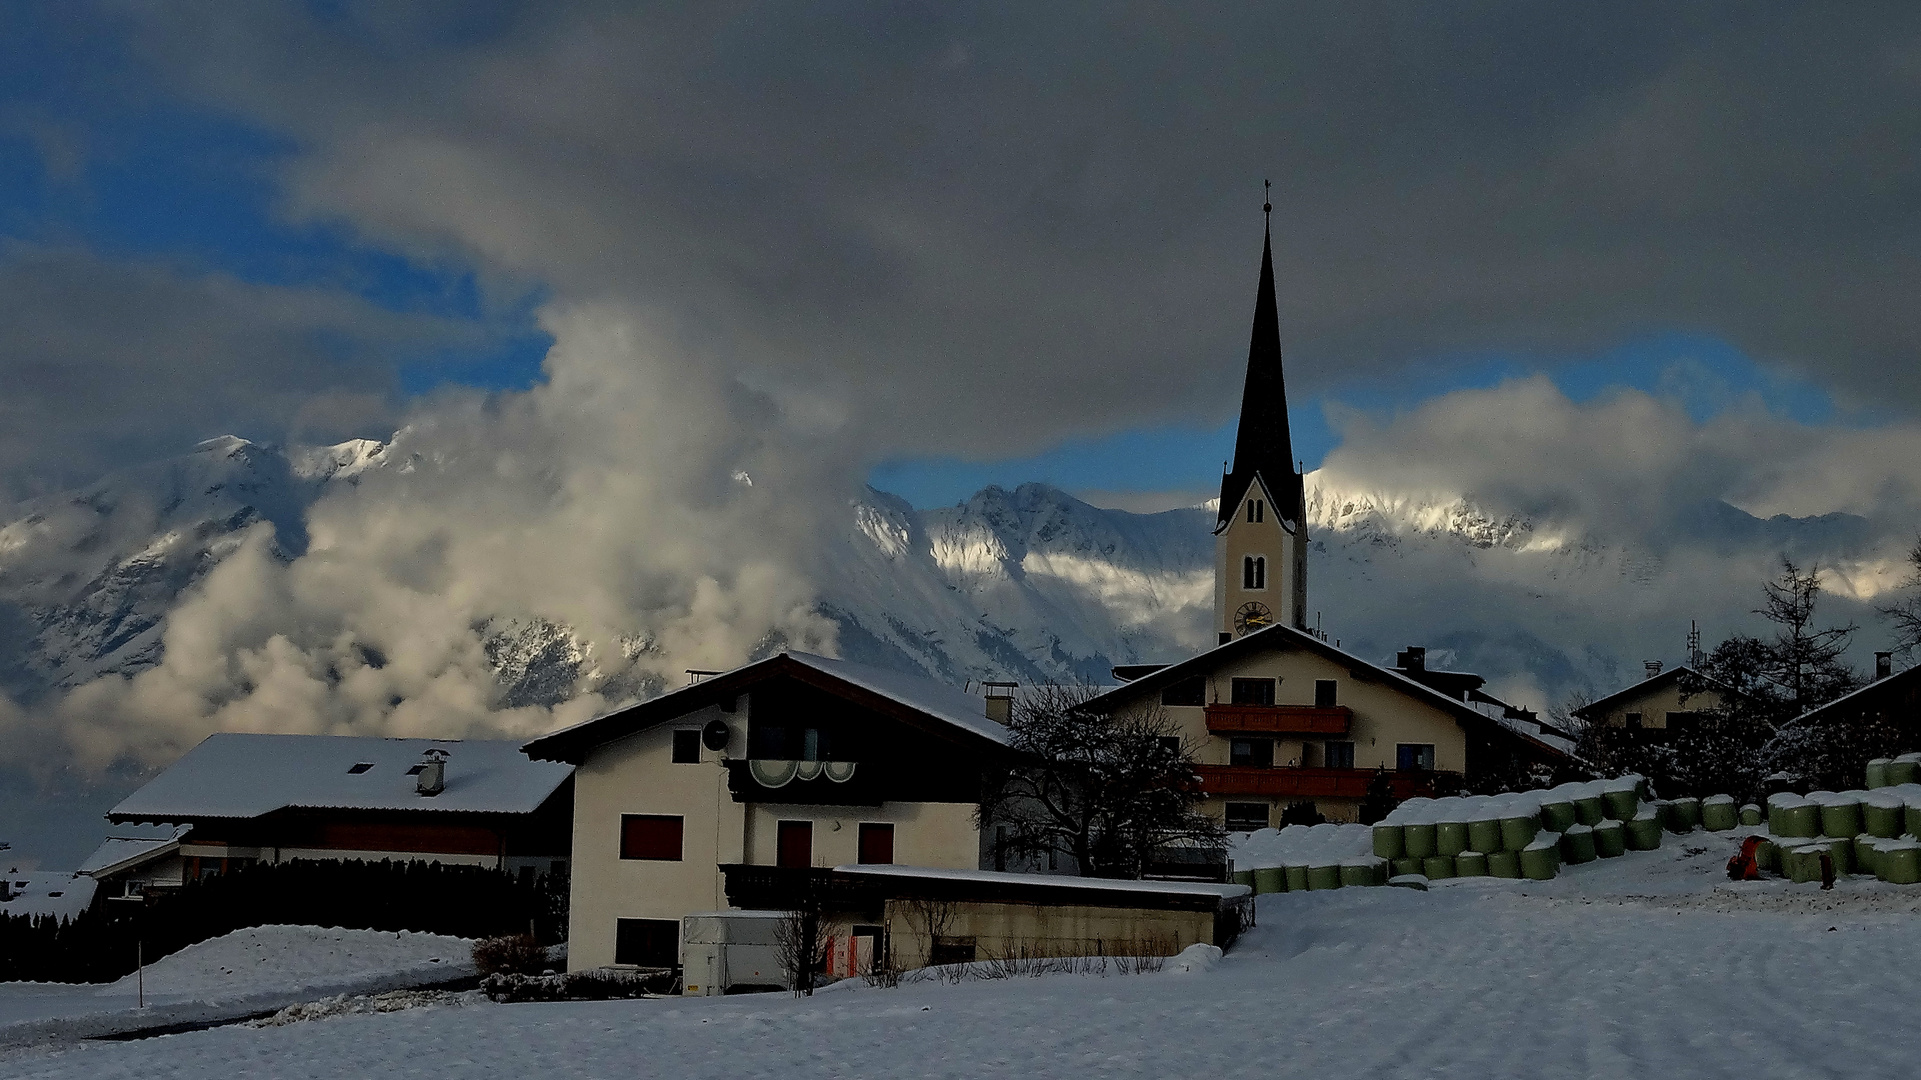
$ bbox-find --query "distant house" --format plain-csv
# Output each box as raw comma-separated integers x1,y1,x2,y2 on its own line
521,651,1018,974
0,870,96,922
1572,662,1741,736
1091,628,1571,829
1786,656,1921,751
83,733,574,901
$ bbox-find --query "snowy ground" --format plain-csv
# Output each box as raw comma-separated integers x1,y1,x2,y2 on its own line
5,827,1919,1077
0,926,473,1048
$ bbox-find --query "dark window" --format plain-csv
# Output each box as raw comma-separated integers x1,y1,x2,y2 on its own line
1161,677,1205,707
1666,712,1697,728
671,729,701,763
347,762,374,775
777,820,813,869
1325,741,1355,770
1625,712,1643,729
858,822,895,865
1158,736,1182,757
405,763,427,775
1225,802,1270,831
1314,680,1337,708
1247,499,1264,523
1243,555,1266,590
619,814,684,861
1396,744,1436,771
1231,678,1276,706
930,937,978,965
748,724,834,761
614,918,680,967
1230,738,1274,767
994,825,1009,872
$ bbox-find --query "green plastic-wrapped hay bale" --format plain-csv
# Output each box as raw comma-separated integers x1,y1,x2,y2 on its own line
1487,850,1522,878
1373,824,1405,860
1560,824,1597,864
1573,795,1606,827
1755,839,1779,873
1387,875,1429,891
1739,803,1763,827
1436,821,1470,857
1824,837,1854,876
1783,844,1823,884
1500,815,1539,852
1819,797,1862,839
1769,796,1820,838
1404,822,1438,859
1880,842,1921,885
1667,797,1702,833
1520,835,1561,880
1701,795,1738,832
1888,759,1921,786
1906,801,1921,840
1391,857,1423,878
1866,758,1892,789
1540,801,1577,833
1340,861,1381,887
1252,867,1286,894
1602,784,1639,822
1853,835,1882,879
1468,817,1503,855
1232,868,1257,889
1306,864,1344,891
1285,865,1310,892
1591,819,1626,858
1422,855,1457,880
1455,851,1489,877
1863,797,1904,839
1625,812,1664,851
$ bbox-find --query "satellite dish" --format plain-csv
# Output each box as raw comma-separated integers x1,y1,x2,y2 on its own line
702,719,730,751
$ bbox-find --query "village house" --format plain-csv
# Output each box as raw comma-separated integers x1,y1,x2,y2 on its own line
82,733,575,900
1572,660,1744,736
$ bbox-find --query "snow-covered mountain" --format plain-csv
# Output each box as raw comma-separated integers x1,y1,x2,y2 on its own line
0,436,1899,722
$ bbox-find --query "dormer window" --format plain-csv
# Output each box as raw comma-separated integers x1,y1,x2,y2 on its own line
1246,498,1265,523
1242,555,1266,590
347,762,374,775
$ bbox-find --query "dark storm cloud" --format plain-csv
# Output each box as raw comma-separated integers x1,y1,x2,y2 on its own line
0,244,461,499
120,1,1921,460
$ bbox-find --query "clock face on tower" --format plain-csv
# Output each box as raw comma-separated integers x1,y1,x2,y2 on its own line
1234,601,1272,636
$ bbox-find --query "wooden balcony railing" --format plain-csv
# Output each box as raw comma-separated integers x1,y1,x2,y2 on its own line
1203,704,1352,736
1195,765,1452,801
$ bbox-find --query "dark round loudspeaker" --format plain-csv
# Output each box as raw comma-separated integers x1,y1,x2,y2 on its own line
702,718,731,751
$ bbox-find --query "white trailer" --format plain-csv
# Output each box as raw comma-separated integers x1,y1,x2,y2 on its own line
680,910,787,996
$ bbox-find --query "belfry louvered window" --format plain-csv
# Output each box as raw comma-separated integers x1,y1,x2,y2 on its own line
1243,555,1266,590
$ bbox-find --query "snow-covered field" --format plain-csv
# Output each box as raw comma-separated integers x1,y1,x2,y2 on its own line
0,926,473,1048
7,829,1920,1077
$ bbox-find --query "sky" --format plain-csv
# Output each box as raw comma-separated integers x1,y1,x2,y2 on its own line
5,3,1921,862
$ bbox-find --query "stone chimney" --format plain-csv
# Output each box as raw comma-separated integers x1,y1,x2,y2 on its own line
416,748,448,797
982,682,1017,725
1396,647,1427,672
1644,661,1664,680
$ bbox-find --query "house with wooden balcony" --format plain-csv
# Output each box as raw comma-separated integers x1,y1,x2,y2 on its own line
1089,625,1570,829
520,651,1017,974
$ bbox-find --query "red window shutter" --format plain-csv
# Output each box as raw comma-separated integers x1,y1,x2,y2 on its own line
620,815,683,860
858,823,895,865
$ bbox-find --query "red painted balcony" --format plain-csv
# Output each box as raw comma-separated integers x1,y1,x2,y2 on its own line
1203,704,1352,736
1195,765,1448,801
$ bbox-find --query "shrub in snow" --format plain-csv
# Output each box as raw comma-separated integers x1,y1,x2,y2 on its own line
472,934,547,977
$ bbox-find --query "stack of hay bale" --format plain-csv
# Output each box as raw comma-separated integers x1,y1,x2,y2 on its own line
1368,776,1659,883
1768,753,1921,886
1227,822,1387,893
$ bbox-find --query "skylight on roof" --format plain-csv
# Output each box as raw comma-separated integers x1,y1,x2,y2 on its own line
348,762,375,774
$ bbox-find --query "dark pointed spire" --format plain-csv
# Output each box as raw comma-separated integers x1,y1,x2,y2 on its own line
1217,189,1301,528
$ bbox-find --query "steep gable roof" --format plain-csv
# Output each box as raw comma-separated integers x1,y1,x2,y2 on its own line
1570,665,1742,721
1084,623,1568,762
1787,661,1921,725
521,651,1009,764
108,734,574,824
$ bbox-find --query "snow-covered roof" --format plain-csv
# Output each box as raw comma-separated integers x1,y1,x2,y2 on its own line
77,826,191,878
833,864,1250,901
1789,662,1921,725
523,650,1008,763
1571,664,1742,719
109,733,574,823
0,872,96,922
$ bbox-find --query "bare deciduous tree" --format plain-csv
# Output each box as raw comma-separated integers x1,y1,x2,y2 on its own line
773,888,830,997
982,682,1224,880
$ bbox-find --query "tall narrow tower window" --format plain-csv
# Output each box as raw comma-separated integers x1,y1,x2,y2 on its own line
1243,556,1266,590
1247,499,1264,523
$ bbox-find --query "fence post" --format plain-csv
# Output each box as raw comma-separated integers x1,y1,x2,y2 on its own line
137,938,144,1009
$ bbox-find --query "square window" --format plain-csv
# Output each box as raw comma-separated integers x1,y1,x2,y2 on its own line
1230,678,1276,706
1230,738,1274,768
1314,680,1337,708
1158,736,1182,757
858,822,895,865
1396,744,1436,771
1325,741,1356,770
1224,802,1270,831
619,814,684,860
1160,677,1205,707
1625,712,1643,729
671,729,701,763
777,820,813,869
614,918,680,967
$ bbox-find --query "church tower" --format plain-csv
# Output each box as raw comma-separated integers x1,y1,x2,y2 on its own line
1214,197,1308,643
